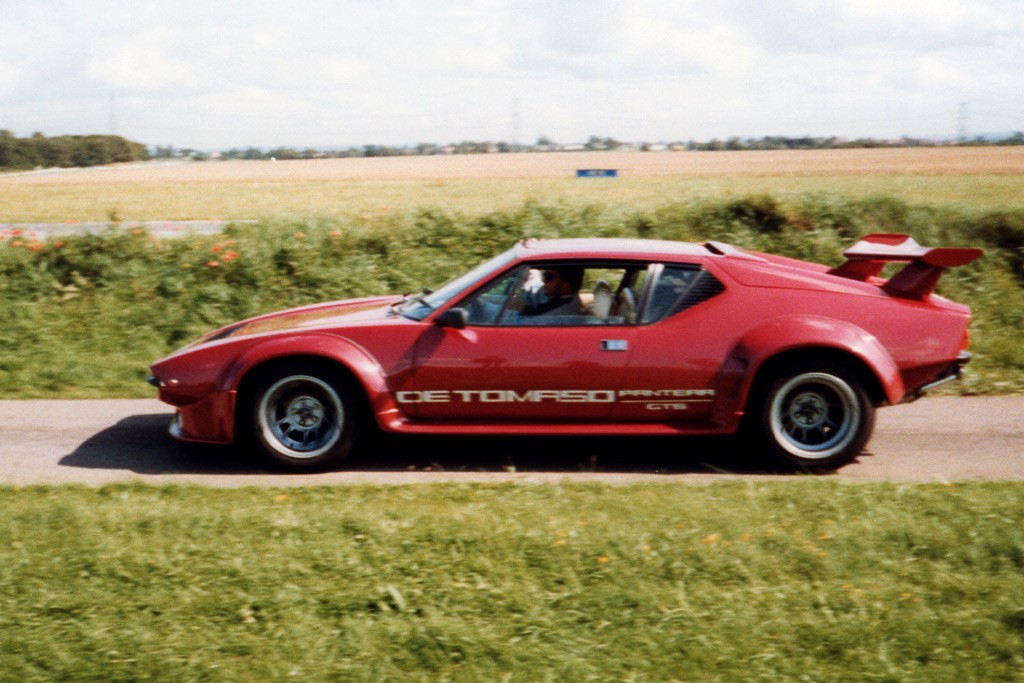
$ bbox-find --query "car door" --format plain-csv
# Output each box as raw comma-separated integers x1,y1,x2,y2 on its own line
610,263,731,422
400,263,640,421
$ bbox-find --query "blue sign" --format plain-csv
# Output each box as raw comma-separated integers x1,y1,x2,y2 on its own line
576,169,618,178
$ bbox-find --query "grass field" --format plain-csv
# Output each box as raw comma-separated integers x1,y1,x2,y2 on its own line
2,151,1023,681
2,148,1023,221
1,482,1022,681
5,147,1016,394
3,199,1023,398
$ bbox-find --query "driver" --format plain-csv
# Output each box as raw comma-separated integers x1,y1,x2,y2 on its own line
521,267,585,317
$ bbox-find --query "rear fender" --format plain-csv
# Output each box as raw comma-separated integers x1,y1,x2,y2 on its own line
217,333,401,429
712,315,904,425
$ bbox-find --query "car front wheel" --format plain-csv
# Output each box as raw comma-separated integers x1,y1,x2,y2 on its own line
749,362,875,472
245,364,360,471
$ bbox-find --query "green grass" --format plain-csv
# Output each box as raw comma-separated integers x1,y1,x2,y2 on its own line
3,196,1024,398
2,175,1024,222
1,482,1022,681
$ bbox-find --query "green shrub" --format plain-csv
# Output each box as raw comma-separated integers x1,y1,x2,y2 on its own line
970,211,1024,279
722,194,789,234
1,197,1022,397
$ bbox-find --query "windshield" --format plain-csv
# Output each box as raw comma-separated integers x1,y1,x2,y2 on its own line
398,249,517,321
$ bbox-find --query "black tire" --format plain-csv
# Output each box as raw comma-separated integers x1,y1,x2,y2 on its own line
242,362,361,472
746,361,875,472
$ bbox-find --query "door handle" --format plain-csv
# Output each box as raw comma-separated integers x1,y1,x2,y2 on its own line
601,340,628,351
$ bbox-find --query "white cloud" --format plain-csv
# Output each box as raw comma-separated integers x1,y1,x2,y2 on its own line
0,0,1020,145
86,30,198,92
840,0,967,28
0,59,18,97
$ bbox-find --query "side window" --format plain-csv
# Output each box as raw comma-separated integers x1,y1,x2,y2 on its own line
459,263,648,326
640,266,724,324
463,267,527,325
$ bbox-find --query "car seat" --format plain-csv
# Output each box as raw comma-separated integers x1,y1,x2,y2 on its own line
614,288,636,323
589,280,614,319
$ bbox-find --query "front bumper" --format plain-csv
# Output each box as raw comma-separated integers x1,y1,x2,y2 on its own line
164,390,237,445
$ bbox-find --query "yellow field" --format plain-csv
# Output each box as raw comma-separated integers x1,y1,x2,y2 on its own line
2,147,1022,221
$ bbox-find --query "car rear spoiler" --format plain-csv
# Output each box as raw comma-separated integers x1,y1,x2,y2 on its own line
829,233,983,299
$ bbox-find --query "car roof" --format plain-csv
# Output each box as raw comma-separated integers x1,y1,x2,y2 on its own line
514,238,713,260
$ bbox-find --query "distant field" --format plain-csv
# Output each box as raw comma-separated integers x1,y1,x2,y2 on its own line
2,148,1023,221
8,148,1024,181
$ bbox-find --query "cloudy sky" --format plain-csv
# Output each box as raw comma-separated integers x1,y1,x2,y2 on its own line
0,0,1021,149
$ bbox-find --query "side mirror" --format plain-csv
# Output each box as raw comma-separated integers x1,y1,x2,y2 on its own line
435,308,468,330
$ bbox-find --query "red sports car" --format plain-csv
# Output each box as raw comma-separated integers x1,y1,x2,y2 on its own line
149,234,981,472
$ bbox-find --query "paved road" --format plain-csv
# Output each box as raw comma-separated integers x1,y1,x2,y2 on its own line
0,397,1021,486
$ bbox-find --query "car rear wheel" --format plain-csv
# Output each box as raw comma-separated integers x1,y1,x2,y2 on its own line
748,362,874,472
244,363,360,471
